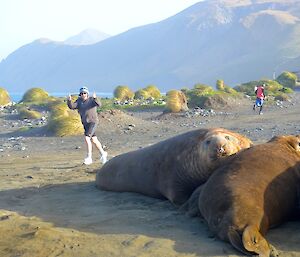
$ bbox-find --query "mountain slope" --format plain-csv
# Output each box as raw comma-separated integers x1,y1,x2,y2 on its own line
64,29,111,45
1,0,300,93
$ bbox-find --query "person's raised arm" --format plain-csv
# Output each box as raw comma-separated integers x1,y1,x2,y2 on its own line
92,92,102,107
67,94,78,109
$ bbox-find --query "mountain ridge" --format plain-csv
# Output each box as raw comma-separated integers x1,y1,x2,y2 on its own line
64,29,111,45
1,0,300,93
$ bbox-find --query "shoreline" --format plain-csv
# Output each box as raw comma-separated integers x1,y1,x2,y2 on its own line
8,92,114,103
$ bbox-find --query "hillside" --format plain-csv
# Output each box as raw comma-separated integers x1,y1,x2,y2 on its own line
0,0,300,93
64,29,111,45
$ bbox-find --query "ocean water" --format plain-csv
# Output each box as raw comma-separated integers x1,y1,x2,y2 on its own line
9,92,113,103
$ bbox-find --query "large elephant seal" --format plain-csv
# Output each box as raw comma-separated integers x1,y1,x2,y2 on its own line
96,128,252,205
196,135,300,256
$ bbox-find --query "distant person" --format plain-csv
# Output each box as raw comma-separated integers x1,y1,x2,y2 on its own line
67,86,107,165
253,83,266,115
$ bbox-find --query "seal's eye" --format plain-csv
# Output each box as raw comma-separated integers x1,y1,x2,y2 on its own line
295,141,300,151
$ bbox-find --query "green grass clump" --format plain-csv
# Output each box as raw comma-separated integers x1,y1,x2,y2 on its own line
185,84,215,108
21,88,50,104
134,89,151,100
276,71,298,89
134,85,162,100
144,85,161,99
183,82,241,109
98,98,122,112
48,101,70,118
18,107,42,119
166,90,188,113
47,101,84,136
274,92,290,101
0,88,11,106
48,114,83,137
193,84,215,95
114,85,134,101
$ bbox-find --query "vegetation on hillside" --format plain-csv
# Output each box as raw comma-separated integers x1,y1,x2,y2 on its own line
276,71,298,89
234,77,293,102
0,88,11,106
182,82,240,109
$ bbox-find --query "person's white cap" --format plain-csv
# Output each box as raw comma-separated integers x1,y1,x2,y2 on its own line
79,86,89,94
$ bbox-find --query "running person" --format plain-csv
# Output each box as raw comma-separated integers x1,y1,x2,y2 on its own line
67,86,108,165
253,83,265,115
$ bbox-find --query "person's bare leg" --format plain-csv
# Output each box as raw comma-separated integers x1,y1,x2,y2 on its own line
85,136,93,157
91,136,105,154
91,136,108,164
82,136,93,164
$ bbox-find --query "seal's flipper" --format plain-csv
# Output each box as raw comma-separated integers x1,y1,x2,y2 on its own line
179,185,203,217
227,227,251,255
270,244,280,257
242,225,271,257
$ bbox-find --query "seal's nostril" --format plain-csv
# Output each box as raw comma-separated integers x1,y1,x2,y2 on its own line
219,147,225,153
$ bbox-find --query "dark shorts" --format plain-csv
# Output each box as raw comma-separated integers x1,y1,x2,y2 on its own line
83,122,97,137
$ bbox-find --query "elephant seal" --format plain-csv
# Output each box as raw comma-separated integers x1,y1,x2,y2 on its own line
96,128,252,205
196,135,300,256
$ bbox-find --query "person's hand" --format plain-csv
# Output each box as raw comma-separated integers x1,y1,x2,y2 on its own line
92,92,97,99
67,94,72,101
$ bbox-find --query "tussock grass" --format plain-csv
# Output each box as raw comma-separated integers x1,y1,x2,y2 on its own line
166,90,188,113
21,88,50,104
48,101,70,118
18,107,42,119
0,88,11,106
144,85,161,99
47,101,83,137
134,89,151,100
134,85,161,100
47,114,83,137
114,85,134,101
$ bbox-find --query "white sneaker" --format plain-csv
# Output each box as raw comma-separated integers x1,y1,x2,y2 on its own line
83,156,93,165
100,151,108,164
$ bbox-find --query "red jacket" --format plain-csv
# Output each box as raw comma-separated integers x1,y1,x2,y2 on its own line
255,86,265,100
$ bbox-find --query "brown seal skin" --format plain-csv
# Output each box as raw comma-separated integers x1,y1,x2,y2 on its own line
96,128,252,205
197,135,300,257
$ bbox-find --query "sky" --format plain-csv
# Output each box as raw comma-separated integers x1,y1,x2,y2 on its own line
0,0,201,60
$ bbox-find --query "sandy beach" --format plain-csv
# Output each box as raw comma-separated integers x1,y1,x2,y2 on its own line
0,94,300,257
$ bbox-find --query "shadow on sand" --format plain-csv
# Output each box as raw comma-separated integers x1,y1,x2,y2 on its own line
0,181,241,256
0,181,299,255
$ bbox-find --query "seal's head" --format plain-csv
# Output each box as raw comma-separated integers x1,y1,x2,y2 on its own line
201,129,253,165
270,135,300,156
